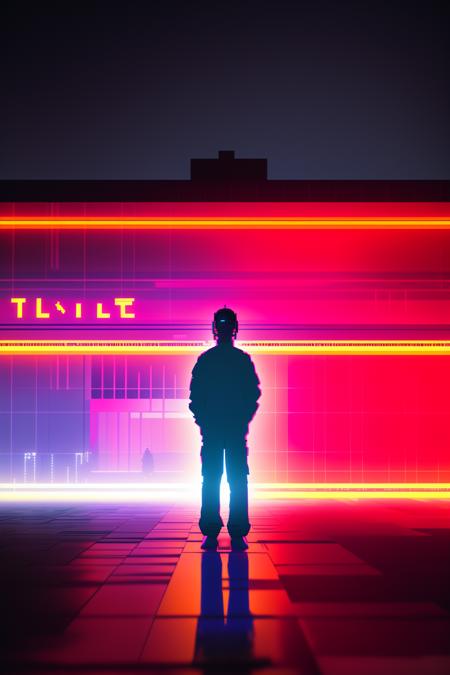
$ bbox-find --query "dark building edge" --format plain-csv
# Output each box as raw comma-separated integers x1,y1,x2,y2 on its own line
1,179,450,202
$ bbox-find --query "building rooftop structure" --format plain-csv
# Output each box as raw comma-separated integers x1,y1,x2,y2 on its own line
1,151,449,202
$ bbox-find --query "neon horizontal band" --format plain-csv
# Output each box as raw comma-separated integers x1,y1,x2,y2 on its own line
0,483,448,502
253,491,450,500
252,482,450,490
1,218,450,230
1,482,447,490
1,340,450,355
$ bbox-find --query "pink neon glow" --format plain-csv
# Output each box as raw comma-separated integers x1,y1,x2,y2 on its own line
1,200,450,218
1,201,449,485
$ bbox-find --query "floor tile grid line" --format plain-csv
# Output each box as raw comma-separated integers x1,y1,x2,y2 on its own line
136,512,190,662
146,512,321,669
3,500,450,671
59,507,171,634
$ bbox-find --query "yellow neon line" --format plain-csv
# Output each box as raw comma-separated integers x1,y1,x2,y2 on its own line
0,482,192,489
253,491,450,500
1,340,450,355
1,482,447,490
0,489,447,502
254,482,450,489
0,483,448,503
0,491,185,503
1,218,450,230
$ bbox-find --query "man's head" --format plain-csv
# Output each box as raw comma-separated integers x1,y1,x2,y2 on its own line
212,306,238,342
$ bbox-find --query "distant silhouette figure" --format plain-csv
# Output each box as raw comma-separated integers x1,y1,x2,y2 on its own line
142,447,154,478
189,307,261,549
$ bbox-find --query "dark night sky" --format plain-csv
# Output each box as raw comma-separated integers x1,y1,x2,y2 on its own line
1,1,449,179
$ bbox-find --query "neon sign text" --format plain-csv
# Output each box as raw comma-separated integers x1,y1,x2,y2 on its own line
10,297,136,320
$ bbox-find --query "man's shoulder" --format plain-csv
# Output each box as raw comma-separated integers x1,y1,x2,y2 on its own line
213,345,250,358
233,346,252,360
198,346,216,359
193,346,216,366
196,345,251,362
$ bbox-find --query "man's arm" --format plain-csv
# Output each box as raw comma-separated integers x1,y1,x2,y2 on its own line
242,354,261,421
188,357,206,426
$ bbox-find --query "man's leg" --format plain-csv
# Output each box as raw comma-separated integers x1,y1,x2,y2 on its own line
199,428,224,537
225,427,251,538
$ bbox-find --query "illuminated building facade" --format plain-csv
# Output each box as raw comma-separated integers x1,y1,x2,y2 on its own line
1,151,449,486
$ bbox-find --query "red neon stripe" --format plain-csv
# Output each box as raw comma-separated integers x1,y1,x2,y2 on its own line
1,201,450,218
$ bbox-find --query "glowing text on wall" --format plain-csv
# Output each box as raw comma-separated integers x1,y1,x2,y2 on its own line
9,297,136,320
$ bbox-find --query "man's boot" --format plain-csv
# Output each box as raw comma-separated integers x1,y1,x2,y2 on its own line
201,535,218,550
231,536,249,551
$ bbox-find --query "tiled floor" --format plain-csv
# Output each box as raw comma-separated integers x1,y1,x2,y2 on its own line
1,499,450,674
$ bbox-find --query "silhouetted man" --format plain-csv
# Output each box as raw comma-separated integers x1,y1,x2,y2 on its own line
189,307,261,550
142,447,154,478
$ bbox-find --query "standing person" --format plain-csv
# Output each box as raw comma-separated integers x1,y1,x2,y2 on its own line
189,307,261,550
142,447,154,478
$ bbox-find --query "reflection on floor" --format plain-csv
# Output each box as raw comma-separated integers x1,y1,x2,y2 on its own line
1,499,450,674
